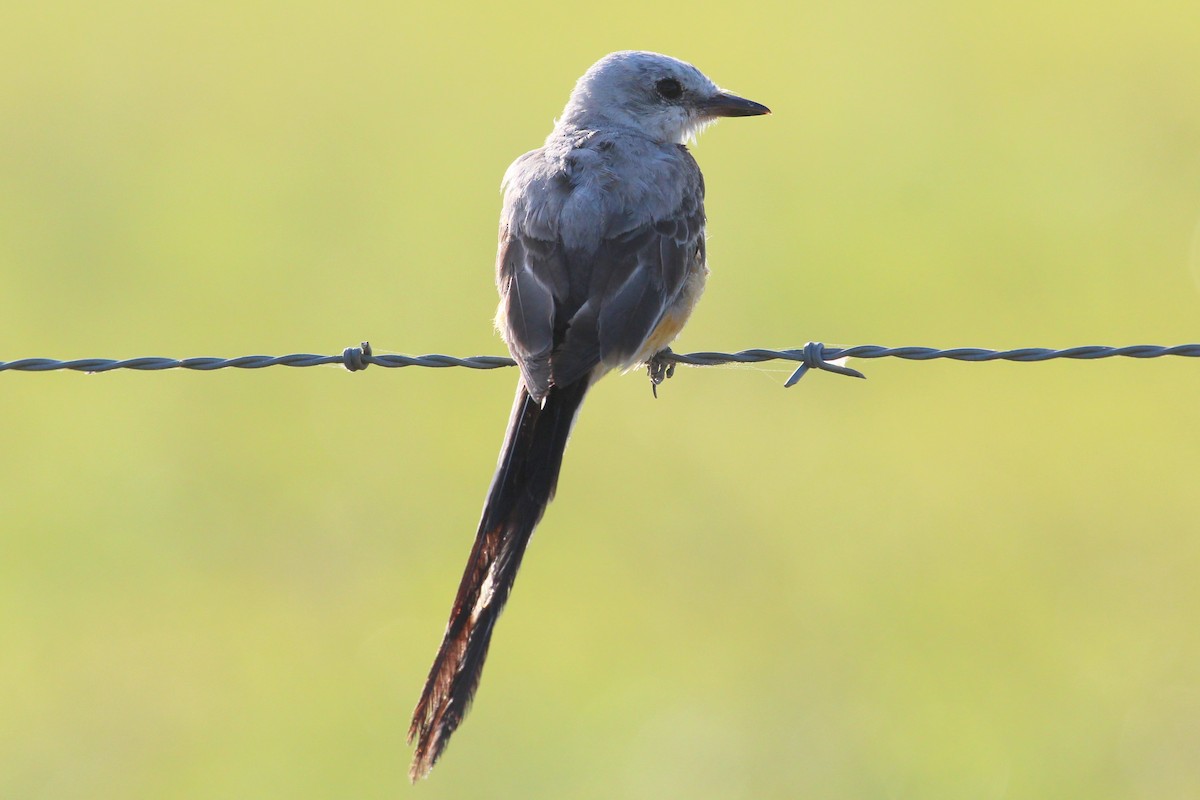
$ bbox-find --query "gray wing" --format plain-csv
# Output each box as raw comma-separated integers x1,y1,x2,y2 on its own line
496,146,705,398
495,231,568,401
551,199,705,387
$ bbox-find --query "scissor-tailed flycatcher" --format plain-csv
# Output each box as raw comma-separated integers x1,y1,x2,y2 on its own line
409,51,769,780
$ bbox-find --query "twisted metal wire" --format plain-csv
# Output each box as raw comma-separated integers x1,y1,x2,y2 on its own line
2,341,1197,386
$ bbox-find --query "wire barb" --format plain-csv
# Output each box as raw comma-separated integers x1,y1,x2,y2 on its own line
783,341,868,387
342,342,373,372
1,342,1198,385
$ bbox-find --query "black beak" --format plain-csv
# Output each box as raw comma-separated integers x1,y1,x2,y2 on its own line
701,91,771,118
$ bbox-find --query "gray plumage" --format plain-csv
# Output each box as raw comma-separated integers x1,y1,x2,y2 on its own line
496,51,767,400
409,51,768,781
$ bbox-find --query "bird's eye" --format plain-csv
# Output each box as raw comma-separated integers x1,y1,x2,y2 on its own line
655,78,683,100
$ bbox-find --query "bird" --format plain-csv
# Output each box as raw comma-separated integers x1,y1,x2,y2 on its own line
408,50,769,780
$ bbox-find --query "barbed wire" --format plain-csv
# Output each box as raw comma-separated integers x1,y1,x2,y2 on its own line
2,341,1198,387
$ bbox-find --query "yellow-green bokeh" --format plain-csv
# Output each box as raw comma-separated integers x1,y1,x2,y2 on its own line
2,2,1199,798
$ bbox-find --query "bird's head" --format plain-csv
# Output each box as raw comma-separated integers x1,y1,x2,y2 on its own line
557,51,770,144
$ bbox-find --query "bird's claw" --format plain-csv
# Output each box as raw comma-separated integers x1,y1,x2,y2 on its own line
647,349,676,398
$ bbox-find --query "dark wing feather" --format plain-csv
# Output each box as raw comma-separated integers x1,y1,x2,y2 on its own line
495,231,568,400
552,187,705,385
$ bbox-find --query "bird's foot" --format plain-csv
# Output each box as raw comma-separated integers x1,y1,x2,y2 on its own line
647,348,676,398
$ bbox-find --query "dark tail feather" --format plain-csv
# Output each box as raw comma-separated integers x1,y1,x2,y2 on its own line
408,379,589,781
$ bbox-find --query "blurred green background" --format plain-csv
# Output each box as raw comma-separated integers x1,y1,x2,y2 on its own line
2,2,1199,798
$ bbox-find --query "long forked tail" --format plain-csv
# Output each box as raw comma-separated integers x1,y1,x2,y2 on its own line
408,378,590,780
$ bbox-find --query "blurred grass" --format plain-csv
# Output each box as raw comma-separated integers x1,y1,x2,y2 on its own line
2,1,1200,798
